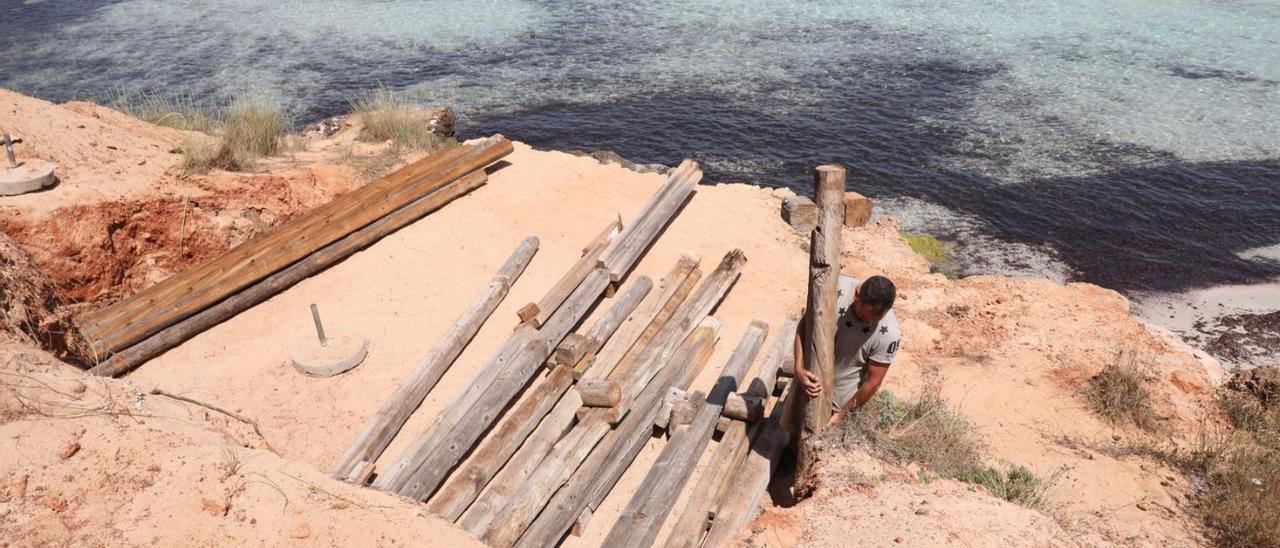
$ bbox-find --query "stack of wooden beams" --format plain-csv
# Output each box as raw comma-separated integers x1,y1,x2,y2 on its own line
83,136,515,376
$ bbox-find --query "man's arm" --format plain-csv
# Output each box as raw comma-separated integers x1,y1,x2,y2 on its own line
829,361,889,425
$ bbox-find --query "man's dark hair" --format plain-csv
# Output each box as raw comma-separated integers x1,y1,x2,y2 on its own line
859,276,896,314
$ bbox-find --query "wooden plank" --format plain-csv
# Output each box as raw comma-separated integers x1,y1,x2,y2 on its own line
425,364,574,520
843,191,873,228
81,138,513,356
87,169,492,377
796,165,845,492
664,317,797,548
721,393,764,422
577,379,621,407
496,321,721,548
607,250,747,422
331,235,539,480
548,333,589,368
516,318,719,547
603,320,769,548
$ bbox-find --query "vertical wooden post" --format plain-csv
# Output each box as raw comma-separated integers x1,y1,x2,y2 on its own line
795,164,845,494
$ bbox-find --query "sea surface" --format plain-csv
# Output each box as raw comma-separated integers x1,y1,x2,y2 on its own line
2,0,1278,305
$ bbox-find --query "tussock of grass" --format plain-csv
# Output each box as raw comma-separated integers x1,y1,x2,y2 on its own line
1082,351,1159,431
828,381,1053,509
350,85,454,151
111,89,219,133
177,137,220,175
222,94,285,167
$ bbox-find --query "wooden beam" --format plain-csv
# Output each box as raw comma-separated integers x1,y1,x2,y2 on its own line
516,322,719,547
598,161,701,281
603,320,769,548
460,261,688,534
331,236,539,481
701,385,795,548
524,221,619,328
81,138,513,357
843,191,873,228
663,316,797,548
549,274,652,369
577,379,621,407
425,364,574,521
606,250,747,423
382,171,693,499
796,165,845,493
585,254,701,382
492,320,721,548
88,169,492,377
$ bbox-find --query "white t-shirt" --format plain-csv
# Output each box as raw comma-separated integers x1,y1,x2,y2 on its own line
832,276,901,407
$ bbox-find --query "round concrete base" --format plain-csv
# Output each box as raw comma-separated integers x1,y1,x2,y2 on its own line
289,334,369,377
0,160,57,196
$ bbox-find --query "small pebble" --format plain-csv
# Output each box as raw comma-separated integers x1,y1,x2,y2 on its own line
58,442,81,460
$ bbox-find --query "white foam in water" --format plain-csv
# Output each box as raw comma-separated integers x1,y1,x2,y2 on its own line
876,196,1077,283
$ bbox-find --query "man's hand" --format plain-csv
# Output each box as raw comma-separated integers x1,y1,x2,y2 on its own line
797,368,822,398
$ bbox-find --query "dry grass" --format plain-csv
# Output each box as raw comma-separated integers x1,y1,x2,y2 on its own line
111,89,219,133
828,379,1054,510
350,85,455,151
1082,350,1159,431
177,137,221,175
221,94,285,167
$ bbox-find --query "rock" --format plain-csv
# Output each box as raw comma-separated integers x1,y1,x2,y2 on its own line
782,195,818,232
420,106,455,139
304,117,344,138
915,508,931,515
58,442,81,460
844,192,873,228
41,495,67,513
201,497,229,517
69,380,86,394
289,521,311,539
569,149,670,175
11,475,28,498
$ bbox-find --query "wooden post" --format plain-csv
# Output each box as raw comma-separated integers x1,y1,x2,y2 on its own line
331,236,538,481
603,321,770,548
80,137,513,357
88,169,492,377
664,316,797,548
585,254,701,382
549,275,652,369
795,164,845,495
721,393,764,422
514,323,719,548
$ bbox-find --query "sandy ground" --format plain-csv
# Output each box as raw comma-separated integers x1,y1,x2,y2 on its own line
0,89,1239,547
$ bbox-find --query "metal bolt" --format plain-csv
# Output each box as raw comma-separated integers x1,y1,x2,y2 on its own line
3,133,16,169
310,303,329,348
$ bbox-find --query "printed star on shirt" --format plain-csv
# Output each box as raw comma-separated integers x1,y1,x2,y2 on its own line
880,326,889,334
861,326,871,334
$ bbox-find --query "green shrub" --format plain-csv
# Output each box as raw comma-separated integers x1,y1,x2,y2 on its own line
954,465,1052,510
903,233,949,264
177,137,220,175
350,85,454,151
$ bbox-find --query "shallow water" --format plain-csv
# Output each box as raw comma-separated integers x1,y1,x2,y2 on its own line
2,0,1278,294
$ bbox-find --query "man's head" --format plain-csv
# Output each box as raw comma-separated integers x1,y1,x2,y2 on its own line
852,275,896,323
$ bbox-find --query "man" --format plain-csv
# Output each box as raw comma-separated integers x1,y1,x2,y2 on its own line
794,274,901,425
